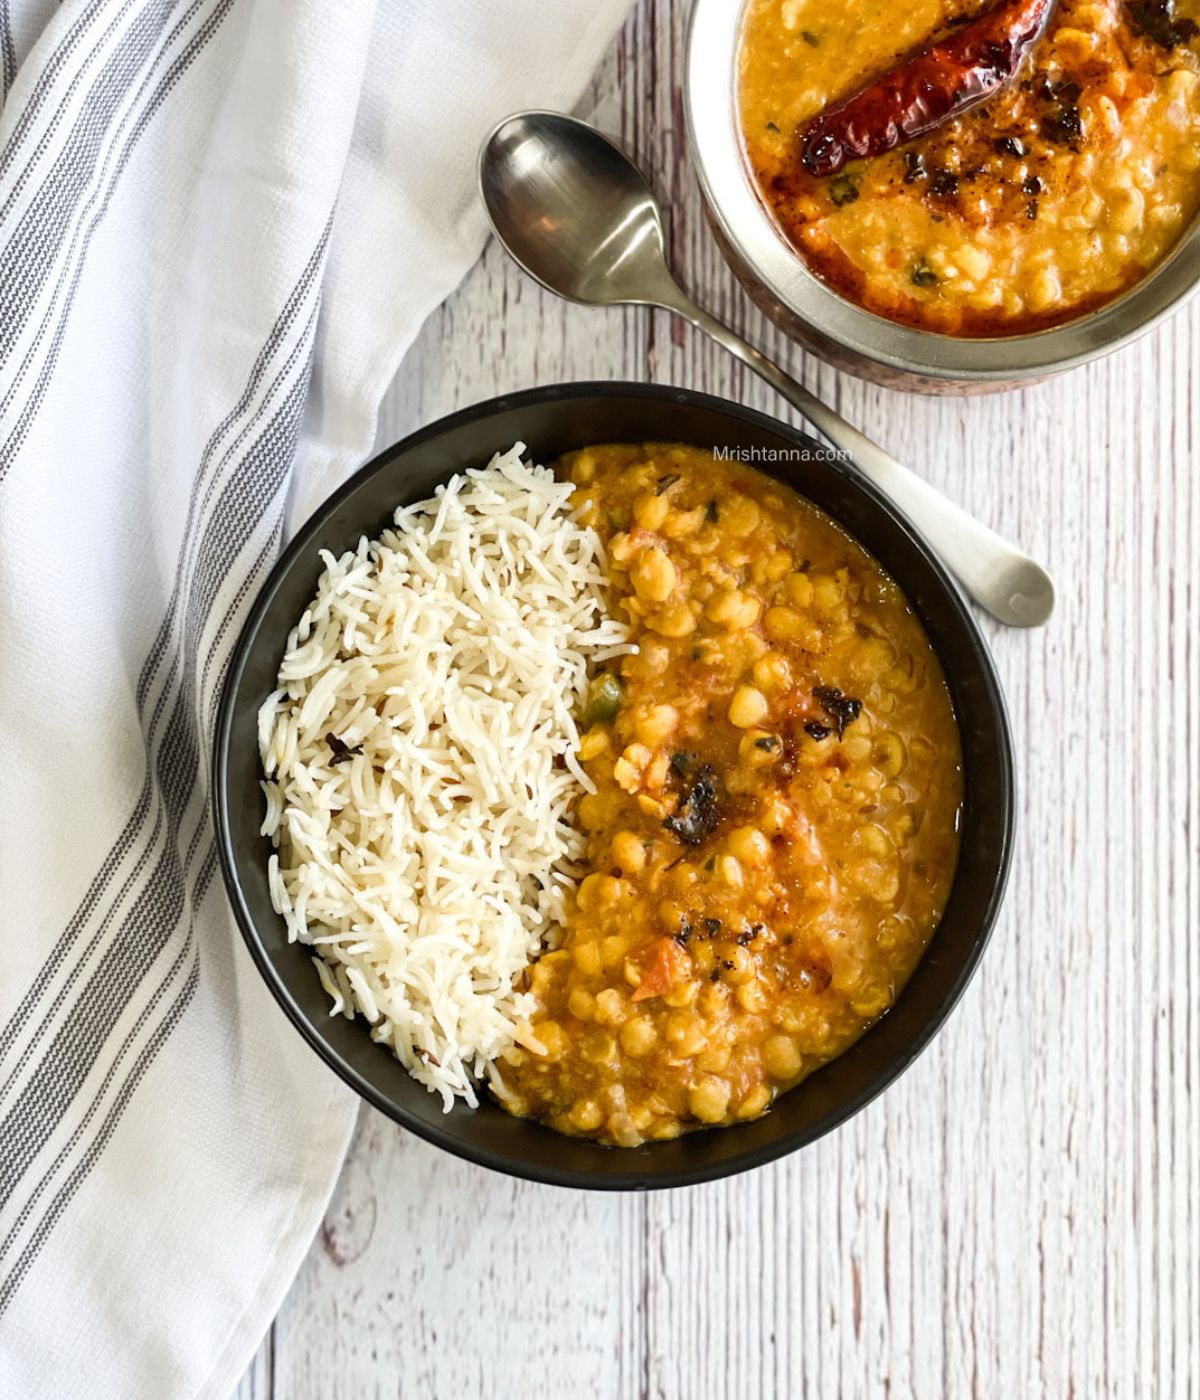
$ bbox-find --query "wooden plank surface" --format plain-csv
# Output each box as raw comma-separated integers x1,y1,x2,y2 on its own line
235,1,1200,1394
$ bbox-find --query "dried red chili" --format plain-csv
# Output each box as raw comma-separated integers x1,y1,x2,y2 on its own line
799,0,1055,178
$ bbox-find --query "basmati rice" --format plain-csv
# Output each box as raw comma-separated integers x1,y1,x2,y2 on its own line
259,445,632,1108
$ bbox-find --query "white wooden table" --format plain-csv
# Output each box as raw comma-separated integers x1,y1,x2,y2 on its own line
235,3,1199,1394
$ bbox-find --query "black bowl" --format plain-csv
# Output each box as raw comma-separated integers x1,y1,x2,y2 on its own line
213,382,1014,1189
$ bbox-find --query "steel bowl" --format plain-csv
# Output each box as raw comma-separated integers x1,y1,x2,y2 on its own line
212,382,1015,1189
685,0,1200,394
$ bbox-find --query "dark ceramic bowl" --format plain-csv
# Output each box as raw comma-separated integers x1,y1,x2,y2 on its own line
212,382,1014,1189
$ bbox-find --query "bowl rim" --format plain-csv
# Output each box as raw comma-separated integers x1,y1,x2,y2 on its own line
212,380,1016,1189
684,0,1200,383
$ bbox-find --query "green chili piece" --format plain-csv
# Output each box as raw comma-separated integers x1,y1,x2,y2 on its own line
584,671,623,726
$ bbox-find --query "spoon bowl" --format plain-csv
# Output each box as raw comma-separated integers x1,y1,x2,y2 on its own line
478,110,1055,629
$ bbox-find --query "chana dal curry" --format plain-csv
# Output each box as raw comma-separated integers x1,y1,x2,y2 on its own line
738,0,1200,334
492,445,962,1146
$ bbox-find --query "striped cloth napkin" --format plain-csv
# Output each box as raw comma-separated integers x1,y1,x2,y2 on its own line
0,2,628,1395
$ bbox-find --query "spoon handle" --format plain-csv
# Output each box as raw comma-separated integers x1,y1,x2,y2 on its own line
666,295,1055,628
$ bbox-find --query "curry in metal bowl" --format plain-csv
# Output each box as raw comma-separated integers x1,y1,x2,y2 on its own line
738,0,1200,334
493,444,962,1146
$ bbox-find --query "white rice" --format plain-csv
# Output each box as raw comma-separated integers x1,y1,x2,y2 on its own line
258,445,632,1108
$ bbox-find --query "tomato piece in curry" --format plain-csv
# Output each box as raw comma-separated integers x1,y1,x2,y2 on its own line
490,444,963,1147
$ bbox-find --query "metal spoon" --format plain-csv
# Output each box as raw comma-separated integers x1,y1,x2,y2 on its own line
478,110,1055,628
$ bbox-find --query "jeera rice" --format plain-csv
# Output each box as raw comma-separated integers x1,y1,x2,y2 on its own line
258,446,632,1107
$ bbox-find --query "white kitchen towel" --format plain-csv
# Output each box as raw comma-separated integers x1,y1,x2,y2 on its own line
0,1,630,1396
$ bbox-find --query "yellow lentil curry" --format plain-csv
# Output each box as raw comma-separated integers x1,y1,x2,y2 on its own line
492,445,963,1146
739,0,1200,334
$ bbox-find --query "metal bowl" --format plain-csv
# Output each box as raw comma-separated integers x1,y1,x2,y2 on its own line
213,383,1015,1189
685,0,1200,394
